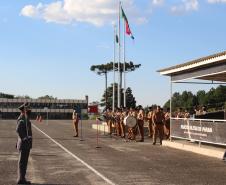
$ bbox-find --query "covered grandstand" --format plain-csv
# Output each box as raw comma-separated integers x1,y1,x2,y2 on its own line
158,51,226,146
0,96,88,119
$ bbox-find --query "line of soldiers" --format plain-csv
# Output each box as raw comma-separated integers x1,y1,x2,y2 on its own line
172,107,190,118
103,106,170,145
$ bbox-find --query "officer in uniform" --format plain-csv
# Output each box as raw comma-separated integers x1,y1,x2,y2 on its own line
72,109,79,137
152,106,165,145
137,108,145,142
120,108,127,138
164,108,170,140
16,103,32,185
125,108,138,141
106,109,113,136
147,107,153,138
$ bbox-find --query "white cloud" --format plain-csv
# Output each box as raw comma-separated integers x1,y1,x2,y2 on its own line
21,3,43,18
21,0,147,26
43,1,71,24
207,0,226,3
171,0,199,14
152,0,164,6
185,0,199,11
21,5,37,17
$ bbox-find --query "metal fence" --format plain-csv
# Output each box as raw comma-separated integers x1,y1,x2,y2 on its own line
171,118,226,146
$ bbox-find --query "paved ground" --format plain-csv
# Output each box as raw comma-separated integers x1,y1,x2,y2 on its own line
1,120,226,185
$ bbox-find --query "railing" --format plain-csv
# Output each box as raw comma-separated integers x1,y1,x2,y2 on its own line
171,118,226,146
0,108,75,113
0,98,87,104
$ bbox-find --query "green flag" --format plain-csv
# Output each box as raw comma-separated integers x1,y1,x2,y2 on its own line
116,34,119,43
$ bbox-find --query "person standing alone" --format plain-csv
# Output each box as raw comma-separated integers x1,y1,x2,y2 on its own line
152,106,165,145
72,109,79,137
16,102,32,185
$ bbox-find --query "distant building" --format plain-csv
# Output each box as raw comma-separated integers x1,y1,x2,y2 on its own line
0,97,88,119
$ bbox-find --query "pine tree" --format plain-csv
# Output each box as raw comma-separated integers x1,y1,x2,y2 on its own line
100,84,136,109
90,61,141,108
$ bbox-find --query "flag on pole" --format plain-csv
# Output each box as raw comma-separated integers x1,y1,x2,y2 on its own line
121,6,134,40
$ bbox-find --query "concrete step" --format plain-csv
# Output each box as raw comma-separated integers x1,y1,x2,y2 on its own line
92,122,150,134
92,122,110,133
92,122,226,160
163,140,226,159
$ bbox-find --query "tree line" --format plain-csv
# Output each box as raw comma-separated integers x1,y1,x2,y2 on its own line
100,83,136,109
2,84,225,114
90,61,141,109
0,93,57,100
164,85,226,112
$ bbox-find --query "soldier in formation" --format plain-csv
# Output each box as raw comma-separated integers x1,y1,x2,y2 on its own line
102,106,174,144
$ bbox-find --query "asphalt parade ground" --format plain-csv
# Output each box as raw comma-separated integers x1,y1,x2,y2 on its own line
1,120,226,185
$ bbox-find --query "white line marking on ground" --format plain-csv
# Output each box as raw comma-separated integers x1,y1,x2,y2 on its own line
32,124,116,185
30,155,45,183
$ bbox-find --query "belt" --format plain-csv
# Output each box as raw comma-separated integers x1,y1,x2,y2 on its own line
155,122,163,124
22,136,32,141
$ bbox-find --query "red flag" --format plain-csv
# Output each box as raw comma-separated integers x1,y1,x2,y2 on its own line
121,6,134,40
125,21,131,35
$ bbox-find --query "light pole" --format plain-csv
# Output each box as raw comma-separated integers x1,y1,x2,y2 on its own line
97,71,108,111
44,107,48,125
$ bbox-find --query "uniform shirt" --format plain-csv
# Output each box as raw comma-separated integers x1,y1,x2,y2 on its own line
72,112,79,121
177,112,184,118
120,112,125,123
132,111,137,118
137,112,144,121
147,111,153,123
115,112,120,122
105,111,112,122
128,111,133,117
152,111,164,124
16,115,32,151
165,112,170,120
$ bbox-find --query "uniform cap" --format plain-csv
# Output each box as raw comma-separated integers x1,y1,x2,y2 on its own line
18,102,31,111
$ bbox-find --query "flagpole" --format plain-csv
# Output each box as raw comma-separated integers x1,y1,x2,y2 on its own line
113,24,116,112
120,5,134,109
123,18,126,108
118,0,121,108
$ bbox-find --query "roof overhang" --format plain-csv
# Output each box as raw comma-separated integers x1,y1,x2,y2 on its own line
158,51,226,82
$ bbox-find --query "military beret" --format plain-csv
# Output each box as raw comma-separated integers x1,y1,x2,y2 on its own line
18,102,31,111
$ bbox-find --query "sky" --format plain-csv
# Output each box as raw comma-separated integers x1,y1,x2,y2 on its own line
0,0,226,107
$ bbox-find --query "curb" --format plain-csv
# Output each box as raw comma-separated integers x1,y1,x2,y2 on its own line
92,123,109,133
92,123,225,160
163,140,225,159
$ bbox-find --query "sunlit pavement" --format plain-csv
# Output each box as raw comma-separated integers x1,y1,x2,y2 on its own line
1,120,226,185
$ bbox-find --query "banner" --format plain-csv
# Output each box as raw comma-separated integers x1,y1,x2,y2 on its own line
171,118,226,145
